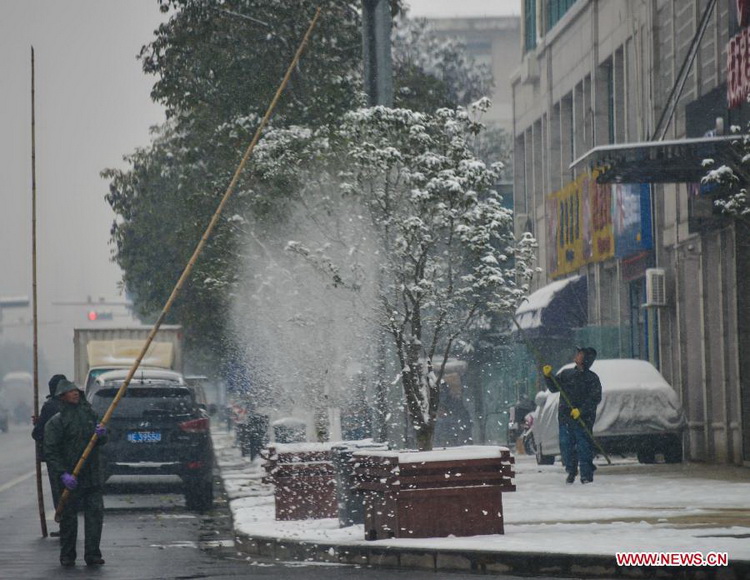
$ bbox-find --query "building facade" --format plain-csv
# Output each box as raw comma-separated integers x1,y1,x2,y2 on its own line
427,16,521,132
512,0,749,464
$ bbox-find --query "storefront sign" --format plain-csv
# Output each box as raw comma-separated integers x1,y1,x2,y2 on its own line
727,0,750,109
547,174,652,277
738,0,750,28
548,170,615,278
727,27,750,108
613,183,653,259
589,177,614,261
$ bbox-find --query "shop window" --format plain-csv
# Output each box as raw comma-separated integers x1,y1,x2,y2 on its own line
547,0,578,31
524,0,537,51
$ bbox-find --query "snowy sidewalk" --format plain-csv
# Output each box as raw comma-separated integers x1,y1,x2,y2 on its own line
212,430,750,578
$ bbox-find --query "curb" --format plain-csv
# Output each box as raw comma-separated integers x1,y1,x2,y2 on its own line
232,532,750,579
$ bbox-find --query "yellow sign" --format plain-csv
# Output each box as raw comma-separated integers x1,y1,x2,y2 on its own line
548,170,614,278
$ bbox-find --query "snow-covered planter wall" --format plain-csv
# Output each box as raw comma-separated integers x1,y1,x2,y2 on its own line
352,445,516,539
262,443,338,520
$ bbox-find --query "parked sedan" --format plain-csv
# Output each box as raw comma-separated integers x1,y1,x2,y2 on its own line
90,373,214,511
527,359,686,465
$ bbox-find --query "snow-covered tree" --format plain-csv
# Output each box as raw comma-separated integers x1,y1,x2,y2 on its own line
702,126,750,219
248,103,537,450
105,0,496,368
336,104,536,450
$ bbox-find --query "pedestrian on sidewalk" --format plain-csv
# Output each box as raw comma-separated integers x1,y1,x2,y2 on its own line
31,374,66,537
43,378,108,567
542,346,602,484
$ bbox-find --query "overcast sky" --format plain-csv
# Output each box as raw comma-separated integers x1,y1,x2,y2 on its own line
0,1,165,374
0,0,520,376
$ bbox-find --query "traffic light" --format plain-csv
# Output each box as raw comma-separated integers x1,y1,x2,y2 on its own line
87,310,113,321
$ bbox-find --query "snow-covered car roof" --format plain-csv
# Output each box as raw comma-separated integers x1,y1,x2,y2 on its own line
94,368,185,385
558,358,673,392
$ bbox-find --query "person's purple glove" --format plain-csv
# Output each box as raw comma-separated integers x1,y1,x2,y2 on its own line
95,423,107,437
61,472,77,490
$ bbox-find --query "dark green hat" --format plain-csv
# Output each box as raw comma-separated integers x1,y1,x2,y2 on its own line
55,378,79,397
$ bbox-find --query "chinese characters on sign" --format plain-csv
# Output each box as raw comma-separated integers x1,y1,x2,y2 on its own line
547,172,652,278
727,0,750,107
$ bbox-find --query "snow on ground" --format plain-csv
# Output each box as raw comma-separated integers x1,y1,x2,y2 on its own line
212,430,750,562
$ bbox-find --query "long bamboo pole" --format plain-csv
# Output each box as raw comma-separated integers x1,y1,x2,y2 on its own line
55,7,323,522
31,47,49,538
510,310,611,465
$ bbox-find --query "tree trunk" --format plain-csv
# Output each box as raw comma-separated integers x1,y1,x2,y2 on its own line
373,331,389,443
415,422,434,451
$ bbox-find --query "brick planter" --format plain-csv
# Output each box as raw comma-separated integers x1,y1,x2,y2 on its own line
262,443,337,520
352,446,516,540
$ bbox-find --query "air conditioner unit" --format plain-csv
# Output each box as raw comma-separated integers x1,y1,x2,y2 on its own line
644,268,666,307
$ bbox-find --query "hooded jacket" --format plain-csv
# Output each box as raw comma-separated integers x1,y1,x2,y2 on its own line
31,375,66,460
43,392,107,488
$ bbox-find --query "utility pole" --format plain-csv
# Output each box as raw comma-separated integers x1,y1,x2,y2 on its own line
362,0,393,106
362,0,394,442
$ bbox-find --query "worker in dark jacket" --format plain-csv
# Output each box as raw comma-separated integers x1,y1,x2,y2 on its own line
32,377,65,494
31,374,66,536
543,347,602,484
43,379,107,567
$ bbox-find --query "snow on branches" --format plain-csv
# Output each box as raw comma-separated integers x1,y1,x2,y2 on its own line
243,105,536,449
702,128,750,219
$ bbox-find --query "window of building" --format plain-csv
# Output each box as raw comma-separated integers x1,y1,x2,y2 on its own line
607,59,615,144
524,0,537,51
547,0,577,31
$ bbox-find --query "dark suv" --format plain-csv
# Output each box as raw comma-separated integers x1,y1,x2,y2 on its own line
90,374,214,511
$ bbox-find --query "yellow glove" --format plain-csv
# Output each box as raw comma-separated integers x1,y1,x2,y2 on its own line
570,408,581,420
542,364,553,377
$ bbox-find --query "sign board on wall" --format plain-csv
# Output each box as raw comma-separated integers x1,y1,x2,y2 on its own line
547,173,651,278
548,169,615,277
738,0,750,28
728,0,750,107
613,183,653,258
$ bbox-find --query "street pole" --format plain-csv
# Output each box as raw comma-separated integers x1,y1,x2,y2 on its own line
362,0,393,442
362,0,393,106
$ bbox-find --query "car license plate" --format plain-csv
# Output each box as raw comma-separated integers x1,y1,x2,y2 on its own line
127,431,161,443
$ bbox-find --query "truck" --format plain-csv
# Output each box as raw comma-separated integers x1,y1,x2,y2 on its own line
73,325,184,395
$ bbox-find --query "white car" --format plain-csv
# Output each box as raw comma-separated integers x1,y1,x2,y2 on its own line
527,359,686,464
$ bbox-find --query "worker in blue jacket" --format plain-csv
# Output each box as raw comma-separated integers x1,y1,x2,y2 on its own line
543,347,602,484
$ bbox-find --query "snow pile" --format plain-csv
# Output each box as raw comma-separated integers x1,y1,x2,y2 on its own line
352,445,510,463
